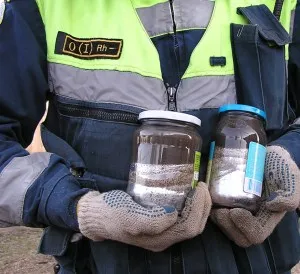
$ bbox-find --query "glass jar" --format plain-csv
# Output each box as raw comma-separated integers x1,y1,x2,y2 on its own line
127,110,202,212
206,104,267,212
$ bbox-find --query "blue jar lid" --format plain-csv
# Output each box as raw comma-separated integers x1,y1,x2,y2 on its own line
219,104,266,120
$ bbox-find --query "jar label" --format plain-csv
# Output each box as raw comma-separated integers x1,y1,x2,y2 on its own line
192,151,201,188
244,142,266,197
205,141,215,186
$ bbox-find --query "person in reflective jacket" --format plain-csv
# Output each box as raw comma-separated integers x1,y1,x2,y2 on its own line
0,0,299,273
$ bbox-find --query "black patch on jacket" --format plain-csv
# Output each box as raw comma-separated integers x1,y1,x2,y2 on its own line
55,31,123,60
210,56,226,67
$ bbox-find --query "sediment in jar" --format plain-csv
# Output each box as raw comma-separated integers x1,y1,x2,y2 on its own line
127,163,194,212
209,146,261,211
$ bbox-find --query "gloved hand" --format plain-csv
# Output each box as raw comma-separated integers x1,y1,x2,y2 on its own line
77,182,211,252
211,145,300,247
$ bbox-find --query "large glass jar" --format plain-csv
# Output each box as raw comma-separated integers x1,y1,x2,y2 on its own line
127,110,202,212
206,104,267,212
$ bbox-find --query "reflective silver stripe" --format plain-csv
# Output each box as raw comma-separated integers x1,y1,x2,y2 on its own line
177,75,237,111
136,0,214,37
49,63,167,110
0,153,51,226
173,0,214,31
136,2,173,37
49,64,236,111
294,117,300,125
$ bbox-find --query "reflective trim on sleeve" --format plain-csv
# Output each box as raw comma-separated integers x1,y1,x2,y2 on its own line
0,153,51,226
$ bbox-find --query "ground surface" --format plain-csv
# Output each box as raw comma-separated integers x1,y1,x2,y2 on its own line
0,227,299,274
0,227,54,274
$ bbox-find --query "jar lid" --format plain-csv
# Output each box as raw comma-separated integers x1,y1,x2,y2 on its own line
219,104,266,120
139,110,201,127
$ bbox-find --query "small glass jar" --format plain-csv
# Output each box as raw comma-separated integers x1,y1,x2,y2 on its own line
127,110,202,212
206,104,267,212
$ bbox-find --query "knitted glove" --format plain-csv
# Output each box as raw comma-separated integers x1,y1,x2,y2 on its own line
77,182,211,252
211,146,300,247
264,146,300,211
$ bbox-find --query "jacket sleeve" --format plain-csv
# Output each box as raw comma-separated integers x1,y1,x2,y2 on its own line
0,0,88,230
271,0,300,168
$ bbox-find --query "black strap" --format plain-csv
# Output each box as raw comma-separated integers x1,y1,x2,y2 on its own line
273,0,285,20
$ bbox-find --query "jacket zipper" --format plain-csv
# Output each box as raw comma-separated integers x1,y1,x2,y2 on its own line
167,85,177,111
57,102,139,124
166,0,179,112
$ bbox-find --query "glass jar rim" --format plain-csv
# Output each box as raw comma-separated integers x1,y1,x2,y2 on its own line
219,104,266,120
138,110,201,127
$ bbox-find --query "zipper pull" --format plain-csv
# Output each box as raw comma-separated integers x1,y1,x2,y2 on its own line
167,86,177,111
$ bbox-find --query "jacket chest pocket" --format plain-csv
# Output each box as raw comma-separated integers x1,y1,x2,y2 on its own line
231,5,292,131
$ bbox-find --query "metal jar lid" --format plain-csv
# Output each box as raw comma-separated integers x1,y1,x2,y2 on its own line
138,110,201,127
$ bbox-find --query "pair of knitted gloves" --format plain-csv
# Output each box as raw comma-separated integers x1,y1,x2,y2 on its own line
77,146,300,252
